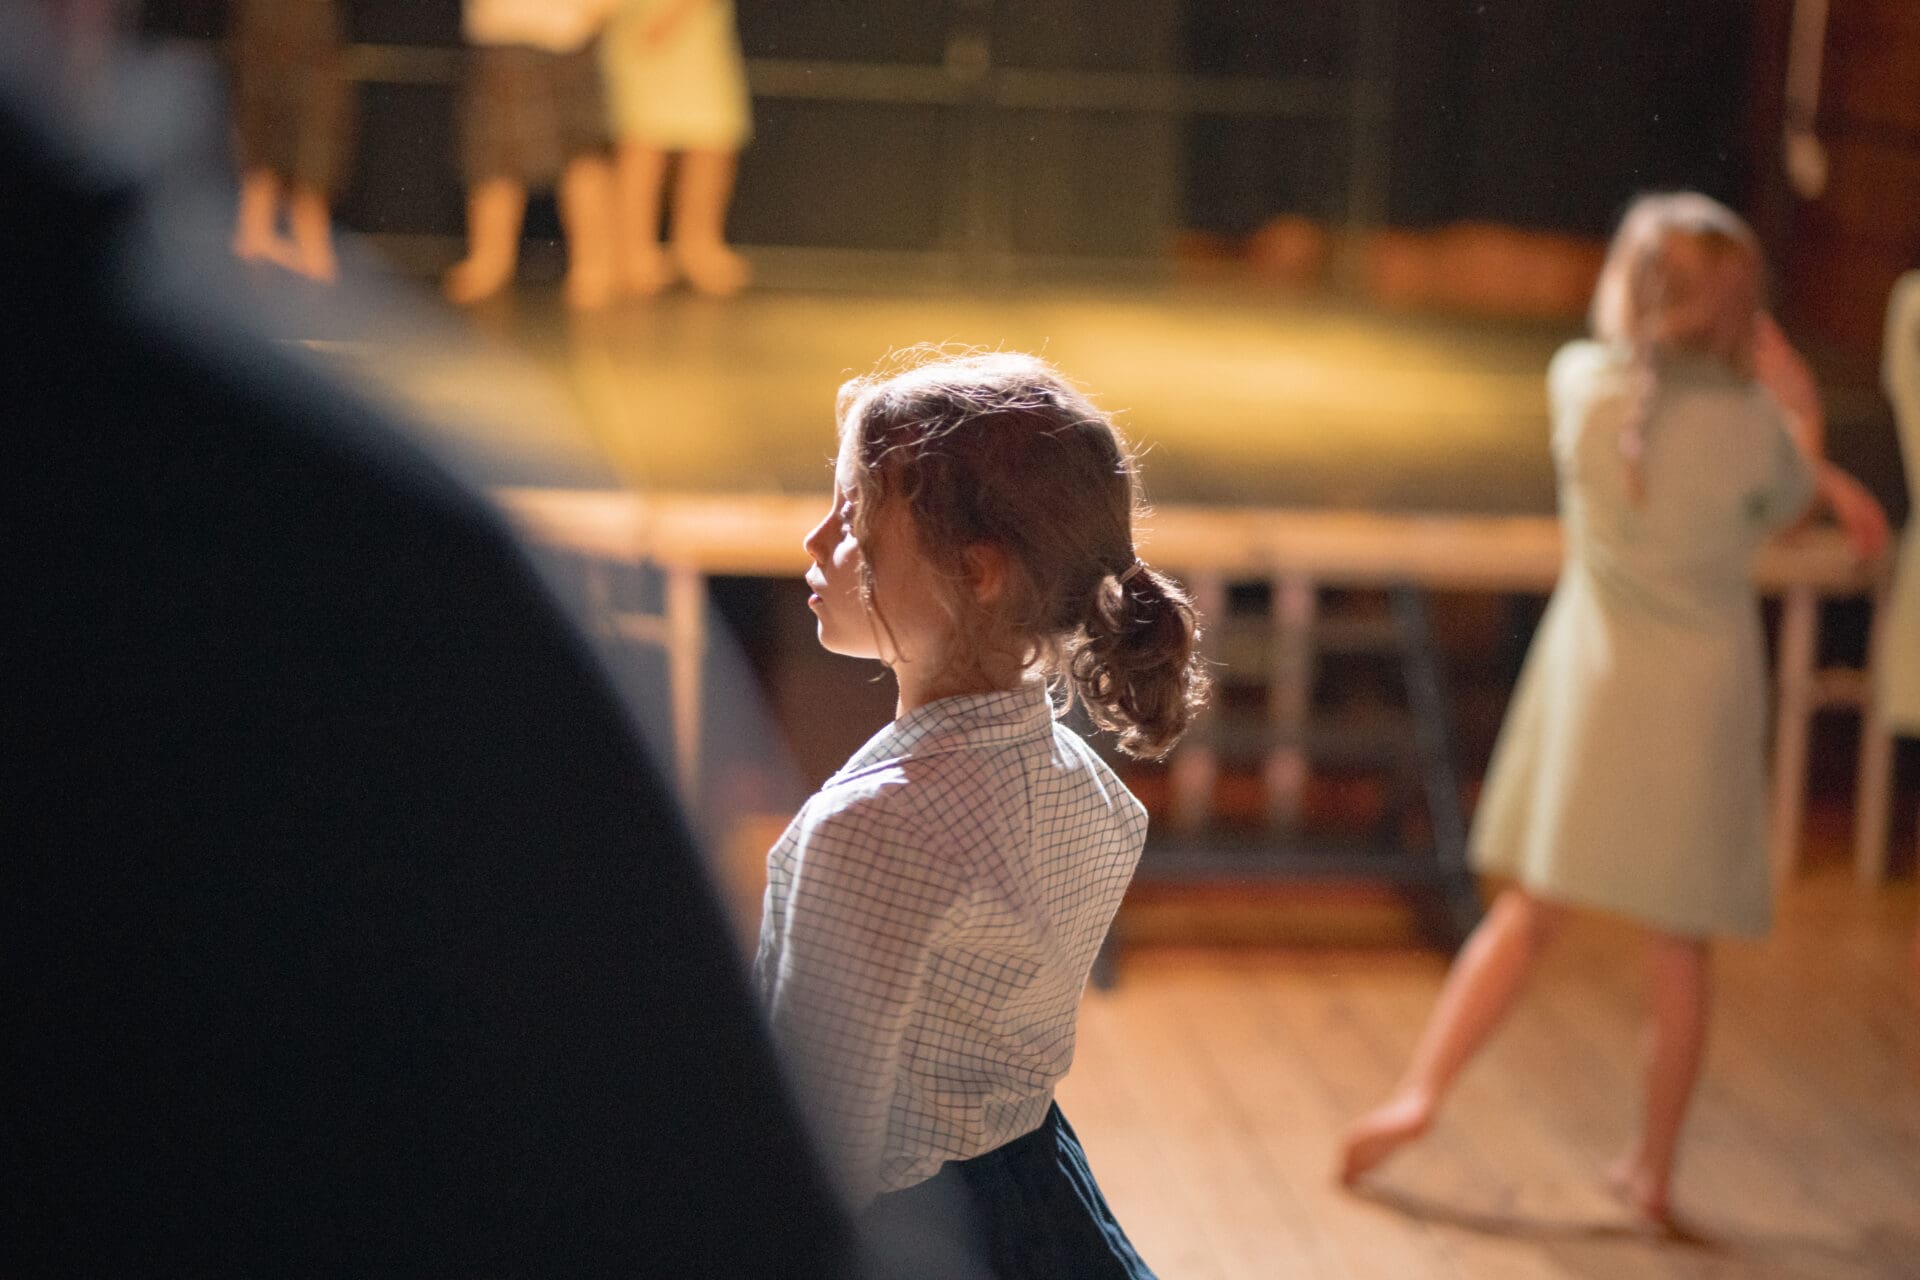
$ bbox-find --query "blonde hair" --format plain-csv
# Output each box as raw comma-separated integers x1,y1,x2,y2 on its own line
1590,192,1766,501
836,347,1208,758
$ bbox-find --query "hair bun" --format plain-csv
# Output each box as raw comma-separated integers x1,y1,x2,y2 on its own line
1071,561,1208,759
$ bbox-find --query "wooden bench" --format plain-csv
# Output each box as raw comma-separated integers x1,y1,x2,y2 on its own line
497,487,1895,885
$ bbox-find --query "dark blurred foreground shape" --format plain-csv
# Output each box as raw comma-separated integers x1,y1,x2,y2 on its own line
0,11,886,1275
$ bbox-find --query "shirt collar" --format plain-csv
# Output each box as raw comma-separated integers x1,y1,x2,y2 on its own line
832,682,1057,782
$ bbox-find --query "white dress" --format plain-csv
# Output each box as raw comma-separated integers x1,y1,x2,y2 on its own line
1881,272,1920,735
1469,342,1815,938
601,0,752,150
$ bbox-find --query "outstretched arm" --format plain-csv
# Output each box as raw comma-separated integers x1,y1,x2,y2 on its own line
1753,311,1825,458
1813,460,1891,561
1754,313,1889,561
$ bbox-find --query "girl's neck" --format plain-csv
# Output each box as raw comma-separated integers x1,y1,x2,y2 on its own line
892,655,1025,719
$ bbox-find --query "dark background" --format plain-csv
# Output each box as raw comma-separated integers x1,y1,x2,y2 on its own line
141,0,1754,247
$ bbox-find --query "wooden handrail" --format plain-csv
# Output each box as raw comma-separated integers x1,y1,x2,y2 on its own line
497,486,1878,596
496,484,1894,884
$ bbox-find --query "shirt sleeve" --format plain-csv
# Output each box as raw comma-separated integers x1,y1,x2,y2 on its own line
761,786,972,1208
1751,388,1818,529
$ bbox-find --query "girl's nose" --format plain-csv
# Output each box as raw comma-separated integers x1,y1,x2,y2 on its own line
803,513,831,561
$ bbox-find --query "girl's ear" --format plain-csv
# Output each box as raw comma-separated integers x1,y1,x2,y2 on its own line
962,542,1007,606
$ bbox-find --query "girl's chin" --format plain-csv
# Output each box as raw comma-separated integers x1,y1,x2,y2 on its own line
814,627,880,663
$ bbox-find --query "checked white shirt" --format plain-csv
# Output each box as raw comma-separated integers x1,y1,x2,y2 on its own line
755,683,1147,1208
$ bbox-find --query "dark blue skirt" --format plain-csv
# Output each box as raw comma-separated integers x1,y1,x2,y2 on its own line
863,1104,1156,1280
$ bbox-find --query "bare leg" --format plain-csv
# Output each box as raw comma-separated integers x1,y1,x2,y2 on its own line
445,178,527,305
1339,888,1566,1184
287,185,338,284
1607,930,1709,1226
670,148,749,297
233,169,297,269
613,141,673,296
558,154,618,311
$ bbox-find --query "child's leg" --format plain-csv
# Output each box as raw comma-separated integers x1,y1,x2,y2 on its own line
558,153,617,311
1607,929,1709,1224
613,141,673,295
287,185,338,284
670,148,749,297
233,168,295,268
1339,887,1566,1184
444,178,526,305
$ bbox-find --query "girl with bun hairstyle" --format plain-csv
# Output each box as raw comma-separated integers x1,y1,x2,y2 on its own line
756,348,1207,1278
1338,193,1888,1227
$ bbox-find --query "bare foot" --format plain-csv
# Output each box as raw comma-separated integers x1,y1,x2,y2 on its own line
621,244,677,297
673,240,750,298
563,263,615,312
293,238,338,285
287,193,339,284
444,256,514,305
234,229,300,273
1338,1092,1433,1186
1605,1154,1674,1230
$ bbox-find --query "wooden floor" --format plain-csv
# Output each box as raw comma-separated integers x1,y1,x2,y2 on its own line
342,282,1575,512
1054,865,1920,1280
319,277,1903,518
